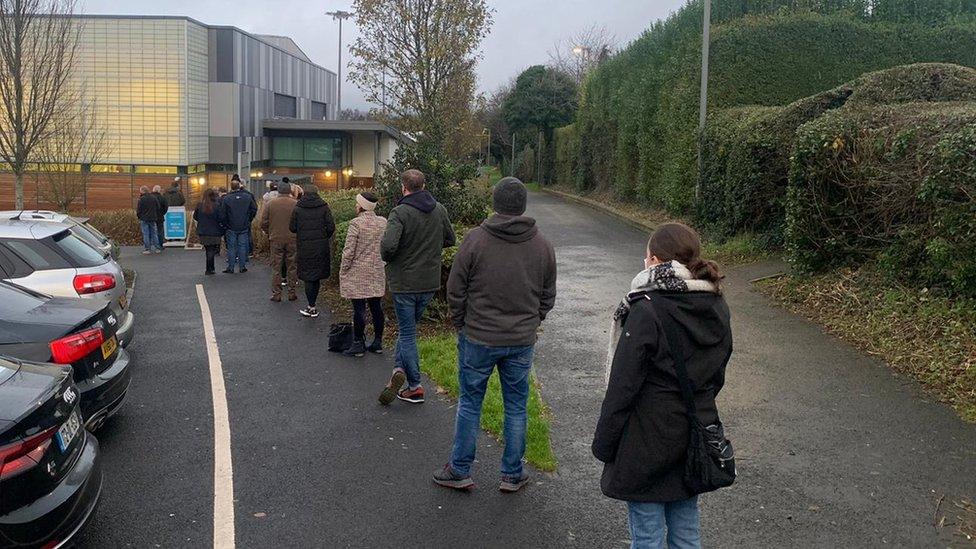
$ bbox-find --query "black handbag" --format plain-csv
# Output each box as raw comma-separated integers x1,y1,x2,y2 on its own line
662,322,736,494
328,323,352,353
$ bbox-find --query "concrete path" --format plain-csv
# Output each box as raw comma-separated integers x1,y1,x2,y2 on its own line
526,191,976,548
75,191,974,548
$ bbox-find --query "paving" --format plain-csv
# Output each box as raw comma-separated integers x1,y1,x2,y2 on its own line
74,192,975,548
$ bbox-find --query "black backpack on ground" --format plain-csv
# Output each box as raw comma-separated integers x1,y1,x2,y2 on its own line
328,323,352,353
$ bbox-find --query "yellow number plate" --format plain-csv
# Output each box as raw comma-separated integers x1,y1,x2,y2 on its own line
101,336,118,359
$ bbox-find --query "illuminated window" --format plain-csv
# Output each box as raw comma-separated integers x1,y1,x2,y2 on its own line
188,163,206,174
90,164,133,173
134,165,178,174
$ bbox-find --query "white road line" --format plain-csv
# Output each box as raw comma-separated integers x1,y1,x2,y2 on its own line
195,284,235,549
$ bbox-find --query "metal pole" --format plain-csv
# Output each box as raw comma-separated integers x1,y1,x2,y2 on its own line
337,17,343,114
511,131,517,177
696,0,711,201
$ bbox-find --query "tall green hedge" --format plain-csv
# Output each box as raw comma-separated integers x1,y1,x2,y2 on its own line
698,63,976,242
557,2,976,214
787,103,976,296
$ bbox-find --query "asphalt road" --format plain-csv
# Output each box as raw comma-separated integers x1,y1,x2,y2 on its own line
75,192,975,548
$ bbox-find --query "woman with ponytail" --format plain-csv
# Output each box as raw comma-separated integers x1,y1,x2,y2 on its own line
593,223,732,549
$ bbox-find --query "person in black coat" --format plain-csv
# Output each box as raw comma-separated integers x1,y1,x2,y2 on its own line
593,223,731,549
151,185,168,251
289,185,335,318
136,186,161,254
193,188,225,275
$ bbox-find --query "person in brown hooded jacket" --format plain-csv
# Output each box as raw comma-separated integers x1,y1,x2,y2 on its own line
260,181,298,301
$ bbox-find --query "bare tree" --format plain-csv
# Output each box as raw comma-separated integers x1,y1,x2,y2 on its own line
37,96,107,211
338,108,372,121
348,0,493,150
0,0,80,210
548,24,615,87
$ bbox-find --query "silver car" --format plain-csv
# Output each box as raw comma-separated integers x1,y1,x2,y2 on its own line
0,220,135,347
0,210,120,260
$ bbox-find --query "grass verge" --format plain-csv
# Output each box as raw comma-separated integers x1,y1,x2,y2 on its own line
418,334,558,472
758,266,976,422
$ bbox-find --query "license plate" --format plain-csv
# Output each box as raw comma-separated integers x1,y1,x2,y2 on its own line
101,335,118,359
56,411,82,452
119,292,127,310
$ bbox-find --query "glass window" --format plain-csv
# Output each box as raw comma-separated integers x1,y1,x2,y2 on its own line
311,101,328,120
304,139,335,163
4,239,70,271
50,230,107,267
134,165,178,174
274,93,297,118
90,164,133,173
273,138,303,161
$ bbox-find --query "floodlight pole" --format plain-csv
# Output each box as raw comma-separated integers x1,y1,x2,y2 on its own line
696,0,711,201
326,9,354,116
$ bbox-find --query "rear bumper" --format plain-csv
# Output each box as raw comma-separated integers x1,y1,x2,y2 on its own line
79,348,131,428
0,433,102,548
117,310,135,348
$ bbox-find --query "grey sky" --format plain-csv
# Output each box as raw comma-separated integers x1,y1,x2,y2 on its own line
82,0,685,110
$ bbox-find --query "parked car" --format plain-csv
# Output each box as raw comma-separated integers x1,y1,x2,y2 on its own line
0,210,119,260
0,356,102,549
0,279,131,430
0,219,134,348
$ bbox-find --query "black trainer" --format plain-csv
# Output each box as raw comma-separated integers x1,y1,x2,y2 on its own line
433,465,474,491
343,340,366,358
366,339,383,354
299,306,319,318
499,472,530,493
222,268,234,274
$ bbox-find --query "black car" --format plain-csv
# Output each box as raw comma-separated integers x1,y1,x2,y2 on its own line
0,280,130,430
0,356,102,548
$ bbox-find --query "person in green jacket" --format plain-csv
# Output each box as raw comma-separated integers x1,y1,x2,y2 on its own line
378,169,456,405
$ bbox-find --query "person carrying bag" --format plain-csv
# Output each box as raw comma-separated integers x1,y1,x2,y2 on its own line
593,222,733,549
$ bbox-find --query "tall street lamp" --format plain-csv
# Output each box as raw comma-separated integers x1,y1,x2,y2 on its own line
696,0,711,201
326,9,354,116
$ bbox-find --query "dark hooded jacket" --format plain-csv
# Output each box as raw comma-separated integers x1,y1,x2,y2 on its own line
136,192,160,222
165,186,186,207
592,290,732,502
152,191,168,221
446,214,556,347
221,189,258,232
380,190,456,293
289,191,335,281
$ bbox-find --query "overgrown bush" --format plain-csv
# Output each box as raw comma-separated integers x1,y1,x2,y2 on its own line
557,2,976,215
374,143,491,226
84,210,141,245
787,103,976,297
553,124,580,187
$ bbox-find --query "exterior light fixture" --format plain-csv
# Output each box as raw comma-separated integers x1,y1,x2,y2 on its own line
325,170,333,177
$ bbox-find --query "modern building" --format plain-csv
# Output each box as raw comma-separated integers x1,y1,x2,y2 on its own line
0,15,408,211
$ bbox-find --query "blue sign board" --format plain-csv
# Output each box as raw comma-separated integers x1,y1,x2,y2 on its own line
164,208,187,241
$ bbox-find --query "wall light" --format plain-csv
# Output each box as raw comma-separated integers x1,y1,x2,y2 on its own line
325,170,333,177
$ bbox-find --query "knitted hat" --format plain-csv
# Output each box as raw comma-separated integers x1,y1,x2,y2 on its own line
493,177,527,216
356,193,377,212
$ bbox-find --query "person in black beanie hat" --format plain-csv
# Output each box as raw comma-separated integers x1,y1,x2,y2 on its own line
433,176,557,493
492,176,528,215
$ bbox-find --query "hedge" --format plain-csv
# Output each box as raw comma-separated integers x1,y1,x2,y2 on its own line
698,63,976,243
557,3,976,215
787,102,976,297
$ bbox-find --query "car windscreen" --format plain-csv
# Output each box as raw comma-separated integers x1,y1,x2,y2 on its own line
49,230,107,268
4,239,71,271
70,217,110,243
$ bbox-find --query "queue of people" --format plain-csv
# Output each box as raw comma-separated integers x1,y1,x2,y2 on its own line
184,168,731,549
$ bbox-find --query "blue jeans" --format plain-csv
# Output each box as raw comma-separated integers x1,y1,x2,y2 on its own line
392,292,435,389
450,333,534,478
225,230,250,271
627,497,701,549
140,221,158,251
156,221,165,249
